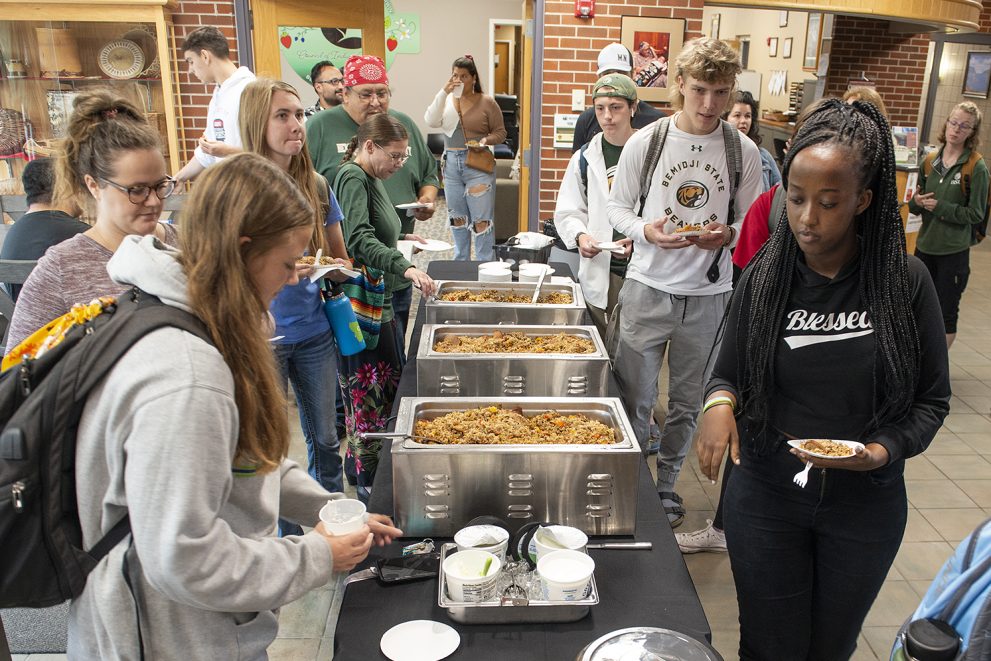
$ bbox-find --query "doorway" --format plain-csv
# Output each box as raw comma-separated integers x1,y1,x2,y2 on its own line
488,19,523,97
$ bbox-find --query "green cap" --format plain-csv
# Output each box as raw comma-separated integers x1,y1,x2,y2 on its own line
592,74,638,103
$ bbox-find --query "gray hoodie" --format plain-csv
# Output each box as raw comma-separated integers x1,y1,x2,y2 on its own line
68,235,339,660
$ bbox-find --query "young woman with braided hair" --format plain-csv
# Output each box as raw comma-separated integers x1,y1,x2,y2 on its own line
696,99,950,659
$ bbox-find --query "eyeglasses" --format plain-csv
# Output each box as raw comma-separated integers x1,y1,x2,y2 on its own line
316,77,343,86
947,119,974,131
374,143,410,165
354,88,391,102
99,177,176,204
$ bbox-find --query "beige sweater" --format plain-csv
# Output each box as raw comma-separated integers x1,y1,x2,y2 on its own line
424,89,507,145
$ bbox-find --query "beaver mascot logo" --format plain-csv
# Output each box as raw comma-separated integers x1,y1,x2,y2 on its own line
676,181,709,209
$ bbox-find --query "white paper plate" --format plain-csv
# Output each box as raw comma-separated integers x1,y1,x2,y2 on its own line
310,264,361,280
786,439,865,460
395,202,432,210
380,620,460,661
415,239,453,252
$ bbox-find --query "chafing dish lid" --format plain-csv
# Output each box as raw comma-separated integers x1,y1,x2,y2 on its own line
577,627,722,661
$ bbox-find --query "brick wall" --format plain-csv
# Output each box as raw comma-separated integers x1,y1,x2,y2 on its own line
537,0,704,218
172,0,241,163
823,16,928,127
980,0,991,32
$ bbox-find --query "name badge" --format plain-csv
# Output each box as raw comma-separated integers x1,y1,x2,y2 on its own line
337,143,349,154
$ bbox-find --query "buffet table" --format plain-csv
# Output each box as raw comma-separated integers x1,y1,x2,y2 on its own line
332,260,712,660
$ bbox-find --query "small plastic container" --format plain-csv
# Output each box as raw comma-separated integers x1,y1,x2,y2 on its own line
537,550,594,601
478,263,512,283
318,499,367,535
454,525,510,562
443,550,502,602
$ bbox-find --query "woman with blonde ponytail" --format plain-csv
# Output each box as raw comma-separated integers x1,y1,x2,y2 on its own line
239,78,350,519
68,153,400,658
6,89,179,351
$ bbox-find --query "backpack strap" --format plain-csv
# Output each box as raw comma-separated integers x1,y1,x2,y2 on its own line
720,119,744,227
637,116,670,216
960,151,982,200
922,151,936,179
579,142,590,197
768,184,787,234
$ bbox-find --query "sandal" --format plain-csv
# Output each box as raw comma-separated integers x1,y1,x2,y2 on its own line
658,491,685,528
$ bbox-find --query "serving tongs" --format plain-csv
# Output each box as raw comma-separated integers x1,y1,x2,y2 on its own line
359,431,446,445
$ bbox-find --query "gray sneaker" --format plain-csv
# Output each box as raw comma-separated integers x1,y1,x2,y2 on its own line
675,519,727,553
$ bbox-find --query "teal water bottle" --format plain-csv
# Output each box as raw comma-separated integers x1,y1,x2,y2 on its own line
324,287,366,356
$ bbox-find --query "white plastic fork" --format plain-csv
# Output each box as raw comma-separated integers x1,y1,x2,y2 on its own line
793,461,813,488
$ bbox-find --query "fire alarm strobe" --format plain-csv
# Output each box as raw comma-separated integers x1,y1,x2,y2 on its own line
575,0,594,19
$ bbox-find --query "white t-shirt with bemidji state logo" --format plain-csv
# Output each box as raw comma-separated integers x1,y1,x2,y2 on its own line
607,113,763,295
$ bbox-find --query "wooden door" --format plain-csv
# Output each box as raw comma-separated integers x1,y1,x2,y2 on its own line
494,41,511,95
250,0,383,79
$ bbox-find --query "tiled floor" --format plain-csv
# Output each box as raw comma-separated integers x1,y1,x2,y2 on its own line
11,214,991,660
672,240,991,660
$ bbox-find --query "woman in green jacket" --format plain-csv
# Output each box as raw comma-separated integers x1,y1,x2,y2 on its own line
333,113,435,502
910,101,989,348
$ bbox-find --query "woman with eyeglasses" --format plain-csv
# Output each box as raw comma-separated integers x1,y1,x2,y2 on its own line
333,113,435,502
909,101,988,348
424,54,506,261
6,89,179,352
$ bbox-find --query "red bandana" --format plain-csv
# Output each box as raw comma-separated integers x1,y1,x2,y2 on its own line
343,55,388,87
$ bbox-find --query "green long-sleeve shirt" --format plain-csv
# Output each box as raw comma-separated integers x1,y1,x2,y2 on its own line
909,147,990,255
306,106,439,235
333,162,414,322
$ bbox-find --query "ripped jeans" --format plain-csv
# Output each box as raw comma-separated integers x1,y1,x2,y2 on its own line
444,149,496,261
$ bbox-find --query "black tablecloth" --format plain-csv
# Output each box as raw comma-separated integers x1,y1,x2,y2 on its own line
333,261,712,660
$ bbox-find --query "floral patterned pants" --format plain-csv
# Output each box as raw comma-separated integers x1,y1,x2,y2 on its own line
338,317,405,503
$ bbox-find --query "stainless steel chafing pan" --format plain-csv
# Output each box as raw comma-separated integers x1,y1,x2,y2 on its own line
416,325,609,397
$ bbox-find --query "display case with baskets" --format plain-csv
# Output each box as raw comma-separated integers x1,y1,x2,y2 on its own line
0,1,182,195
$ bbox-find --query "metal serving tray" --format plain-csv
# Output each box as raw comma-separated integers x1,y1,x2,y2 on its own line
437,543,597,624
424,280,588,326
416,325,610,397
391,397,640,537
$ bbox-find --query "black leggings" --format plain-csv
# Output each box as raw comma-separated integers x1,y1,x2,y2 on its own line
915,248,970,334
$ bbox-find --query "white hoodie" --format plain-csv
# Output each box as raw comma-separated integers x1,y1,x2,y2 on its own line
68,235,338,660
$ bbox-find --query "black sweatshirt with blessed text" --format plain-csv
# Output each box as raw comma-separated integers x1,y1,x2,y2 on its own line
707,253,951,479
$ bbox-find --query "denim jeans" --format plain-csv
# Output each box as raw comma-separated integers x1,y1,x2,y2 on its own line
444,149,496,261
273,331,343,493
723,441,906,660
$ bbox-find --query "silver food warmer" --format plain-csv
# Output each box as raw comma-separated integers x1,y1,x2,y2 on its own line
424,280,588,325
416,325,610,397
385,397,640,537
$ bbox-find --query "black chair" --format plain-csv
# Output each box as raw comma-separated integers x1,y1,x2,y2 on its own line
0,259,38,353
426,133,445,157
773,138,788,166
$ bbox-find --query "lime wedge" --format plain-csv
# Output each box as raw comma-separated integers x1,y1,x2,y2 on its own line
481,557,493,577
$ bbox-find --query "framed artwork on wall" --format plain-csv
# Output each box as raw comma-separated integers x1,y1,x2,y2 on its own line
711,14,720,40
769,37,778,57
779,11,788,28
621,15,686,102
783,37,793,59
803,13,823,71
962,51,991,99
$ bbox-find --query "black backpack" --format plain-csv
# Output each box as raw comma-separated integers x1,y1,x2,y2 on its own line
0,288,211,608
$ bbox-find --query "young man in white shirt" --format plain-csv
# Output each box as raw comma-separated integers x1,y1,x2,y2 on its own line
174,27,256,185
606,38,763,528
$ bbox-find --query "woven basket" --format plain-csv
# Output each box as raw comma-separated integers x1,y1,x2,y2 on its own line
0,108,26,157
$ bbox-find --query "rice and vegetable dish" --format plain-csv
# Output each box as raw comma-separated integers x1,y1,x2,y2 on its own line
413,406,615,445
433,330,595,354
297,255,336,266
798,439,855,457
438,289,573,305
